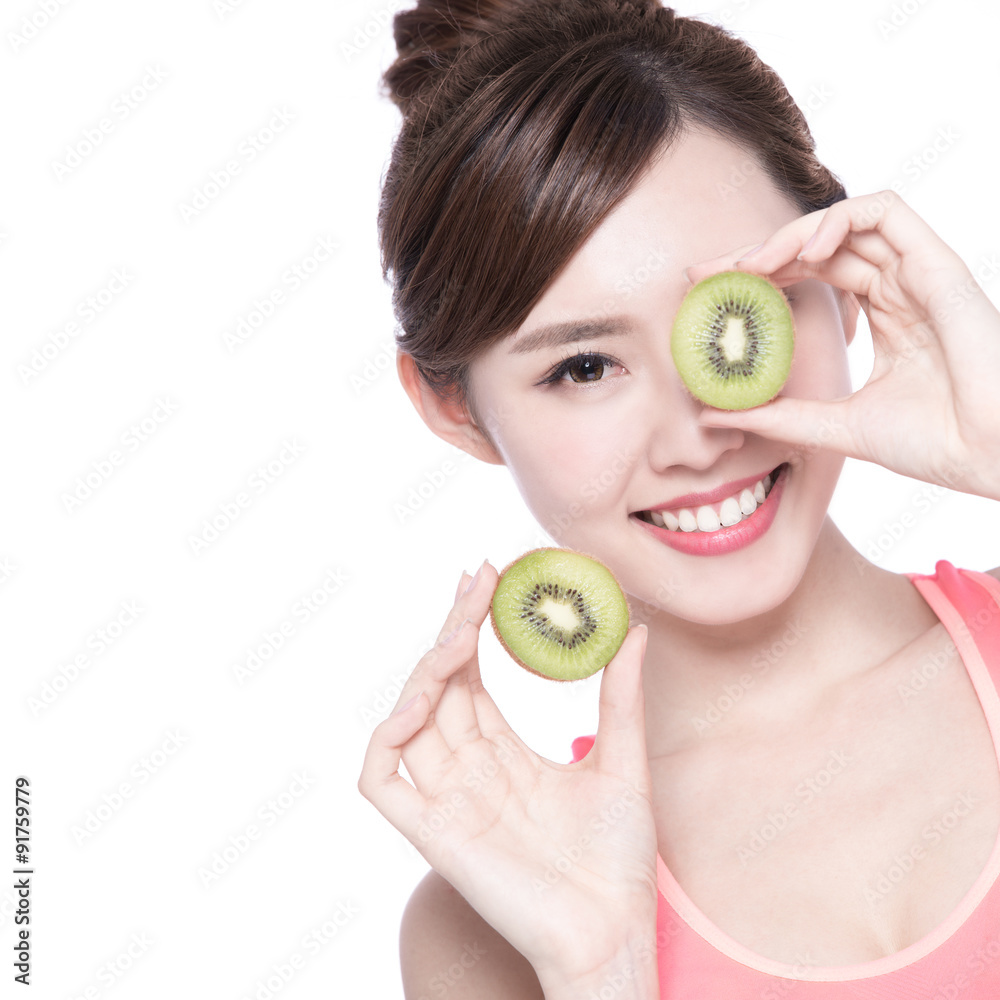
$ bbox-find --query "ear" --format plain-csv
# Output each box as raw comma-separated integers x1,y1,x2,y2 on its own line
397,351,505,466
837,289,861,347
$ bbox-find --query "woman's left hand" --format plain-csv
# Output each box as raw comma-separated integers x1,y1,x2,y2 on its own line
686,189,1000,502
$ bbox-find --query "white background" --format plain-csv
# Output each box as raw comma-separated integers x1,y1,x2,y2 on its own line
3,0,999,997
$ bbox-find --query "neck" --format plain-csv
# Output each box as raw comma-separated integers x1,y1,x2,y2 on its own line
639,517,937,759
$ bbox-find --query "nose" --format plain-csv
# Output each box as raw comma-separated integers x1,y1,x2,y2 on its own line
644,373,746,475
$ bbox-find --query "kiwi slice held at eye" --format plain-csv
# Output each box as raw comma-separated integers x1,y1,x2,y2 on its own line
489,548,630,681
671,270,795,410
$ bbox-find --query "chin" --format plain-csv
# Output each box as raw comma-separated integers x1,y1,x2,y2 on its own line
561,455,841,630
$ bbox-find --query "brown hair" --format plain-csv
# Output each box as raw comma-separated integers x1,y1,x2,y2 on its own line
378,0,846,413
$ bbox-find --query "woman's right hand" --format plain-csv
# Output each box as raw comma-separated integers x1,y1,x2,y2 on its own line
357,560,660,989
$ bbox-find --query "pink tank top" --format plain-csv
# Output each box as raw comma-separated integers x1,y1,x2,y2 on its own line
569,560,1000,997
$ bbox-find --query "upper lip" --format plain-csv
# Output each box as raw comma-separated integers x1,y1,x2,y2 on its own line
639,464,782,513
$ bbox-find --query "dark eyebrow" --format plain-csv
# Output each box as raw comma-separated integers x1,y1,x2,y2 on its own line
507,318,634,355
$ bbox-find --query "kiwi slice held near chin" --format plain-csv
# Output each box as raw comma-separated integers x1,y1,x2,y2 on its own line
671,270,795,410
490,548,630,681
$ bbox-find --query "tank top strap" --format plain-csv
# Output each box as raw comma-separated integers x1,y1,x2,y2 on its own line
906,559,1000,692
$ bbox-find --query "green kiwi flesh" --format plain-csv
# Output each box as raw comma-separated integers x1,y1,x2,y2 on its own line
490,548,630,681
671,270,794,410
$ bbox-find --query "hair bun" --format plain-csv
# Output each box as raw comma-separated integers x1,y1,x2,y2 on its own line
383,0,520,113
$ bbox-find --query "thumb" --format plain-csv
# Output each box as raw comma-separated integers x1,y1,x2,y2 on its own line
698,395,854,460
592,625,649,793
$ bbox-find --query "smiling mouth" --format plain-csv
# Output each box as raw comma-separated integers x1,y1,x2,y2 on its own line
634,463,786,534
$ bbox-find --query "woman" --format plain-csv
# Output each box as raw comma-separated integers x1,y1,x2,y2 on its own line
358,1,1000,995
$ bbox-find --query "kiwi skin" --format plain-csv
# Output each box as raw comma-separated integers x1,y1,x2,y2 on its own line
671,269,795,411
489,547,631,682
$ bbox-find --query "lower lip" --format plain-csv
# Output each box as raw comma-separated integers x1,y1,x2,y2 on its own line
633,463,788,556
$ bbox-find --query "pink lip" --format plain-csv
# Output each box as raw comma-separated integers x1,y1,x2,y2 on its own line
633,463,788,556
645,465,780,514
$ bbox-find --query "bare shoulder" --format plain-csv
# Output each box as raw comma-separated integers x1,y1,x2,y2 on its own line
400,869,544,1000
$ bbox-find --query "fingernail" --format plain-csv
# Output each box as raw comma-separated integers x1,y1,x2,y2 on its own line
796,233,818,260
735,243,764,262
440,618,471,645
395,693,421,715
463,560,486,595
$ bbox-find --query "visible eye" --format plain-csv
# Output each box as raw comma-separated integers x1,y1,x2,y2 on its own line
538,352,625,386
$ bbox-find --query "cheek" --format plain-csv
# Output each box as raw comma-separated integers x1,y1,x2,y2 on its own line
785,296,852,400
497,394,638,534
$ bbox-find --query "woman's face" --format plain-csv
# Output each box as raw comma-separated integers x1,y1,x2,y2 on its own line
465,128,854,625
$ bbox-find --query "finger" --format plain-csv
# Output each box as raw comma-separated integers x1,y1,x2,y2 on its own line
427,563,499,749
795,190,962,269
391,561,496,717
592,626,651,795
401,620,484,795
358,692,433,844
761,247,880,300
455,570,472,602
684,241,785,286
697,394,856,461
436,559,493,644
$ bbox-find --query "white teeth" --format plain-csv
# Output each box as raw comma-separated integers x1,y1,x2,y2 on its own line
696,505,721,531
719,496,743,526
678,509,698,532
643,466,782,533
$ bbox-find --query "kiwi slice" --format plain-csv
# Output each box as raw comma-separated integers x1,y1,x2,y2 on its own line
490,548,630,681
671,270,794,410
